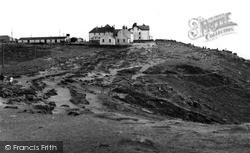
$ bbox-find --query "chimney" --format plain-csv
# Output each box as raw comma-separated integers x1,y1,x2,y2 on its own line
132,23,137,28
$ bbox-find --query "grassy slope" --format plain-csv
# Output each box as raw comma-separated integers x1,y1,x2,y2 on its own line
1,42,250,124
1,42,250,152
75,40,250,124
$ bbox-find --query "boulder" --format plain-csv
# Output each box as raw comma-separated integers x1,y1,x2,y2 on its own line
61,104,70,108
18,109,35,114
67,111,80,116
1,88,13,98
33,104,55,114
47,101,56,107
26,94,37,101
45,89,57,96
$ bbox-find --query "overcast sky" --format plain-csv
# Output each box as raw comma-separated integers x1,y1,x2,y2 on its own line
0,0,249,59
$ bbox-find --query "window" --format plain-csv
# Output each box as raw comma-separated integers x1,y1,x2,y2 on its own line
109,39,111,43
139,32,141,35
139,36,141,39
102,39,104,43
123,39,125,43
117,39,119,43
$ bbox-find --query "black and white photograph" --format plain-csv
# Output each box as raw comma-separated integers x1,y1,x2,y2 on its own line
0,0,250,153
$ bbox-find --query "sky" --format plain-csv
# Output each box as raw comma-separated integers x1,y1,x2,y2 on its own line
0,0,249,59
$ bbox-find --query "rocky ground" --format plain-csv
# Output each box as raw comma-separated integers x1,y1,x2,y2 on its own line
0,42,250,152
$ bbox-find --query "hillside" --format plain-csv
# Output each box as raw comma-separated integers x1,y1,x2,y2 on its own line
0,41,250,152
1,42,250,124
75,40,250,124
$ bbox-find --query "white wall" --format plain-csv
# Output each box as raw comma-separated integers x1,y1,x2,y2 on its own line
89,32,113,41
115,29,132,45
100,35,115,45
21,40,28,43
130,27,150,40
18,38,66,43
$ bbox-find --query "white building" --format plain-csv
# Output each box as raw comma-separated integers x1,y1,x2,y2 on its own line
89,24,115,41
18,35,69,43
129,23,150,40
115,26,133,45
89,24,133,45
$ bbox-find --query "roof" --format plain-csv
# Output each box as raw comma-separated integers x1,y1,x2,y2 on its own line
137,25,150,30
89,24,115,33
19,36,67,40
0,35,14,43
0,35,11,39
130,24,150,31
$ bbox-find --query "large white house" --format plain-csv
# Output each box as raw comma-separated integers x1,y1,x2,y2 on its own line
89,24,133,45
89,24,115,41
129,23,151,40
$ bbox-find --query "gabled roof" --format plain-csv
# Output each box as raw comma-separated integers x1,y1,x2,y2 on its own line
89,24,115,33
130,23,150,31
137,25,150,30
113,29,132,38
0,35,11,40
0,35,10,38
19,36,67,40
